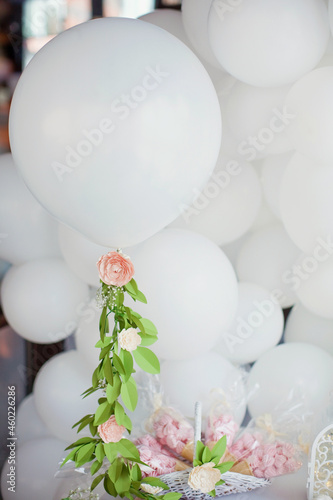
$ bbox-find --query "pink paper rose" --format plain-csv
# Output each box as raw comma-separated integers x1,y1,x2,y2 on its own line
97,251,134,287
98,415,125,443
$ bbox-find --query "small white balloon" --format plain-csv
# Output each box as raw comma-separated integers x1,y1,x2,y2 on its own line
247,343,333,417
280,152,333,254
208,0,329,87
261,152,293,218
130,229,238,360
33,350,99,443
160,352,246,422
236,224,300,308
285,304,333,356
221,234,249,270
216,282,284,365
1,437,67,500
58,224,109,287
1,258,90,343
16,394,52,444
0,153,60,265
170,158,262,246
285,67,333,163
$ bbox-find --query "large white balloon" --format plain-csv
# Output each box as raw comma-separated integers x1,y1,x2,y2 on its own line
16,394,52,445
280,152,333,254
33,350,99,443
208,0,329,87
1,437,67,500
130,229,238,360
9,17,221,248
225,83,292,160
75,300,102,370
285,67,333,163
247,343,333,417
251,199,278,232
170,157,262,246
0,259,10,281
261,152,293,218
216,282,284,365
285,304,333,356
236,224,300,308
58,224,109,287
1,258,90,343
0,153,60,265
160,352,246,422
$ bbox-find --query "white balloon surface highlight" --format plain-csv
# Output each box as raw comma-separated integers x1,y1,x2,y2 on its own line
0,153,60,265
1,437,67,500
1,258,90,343
16,394,52,445
236,224,300,308
160,352,246,422
208,0,329,87
280,153,333,254
170,158,262,246
285,67,333,163
33,350,99,443
129,229,238,360
285,304,333,356
247,343,333,417
9,17,221,248
261,152,293,218
216,282,284,365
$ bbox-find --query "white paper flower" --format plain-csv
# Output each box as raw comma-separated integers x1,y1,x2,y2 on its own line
118,327,141,352
188,462,221,494
140,483,163,494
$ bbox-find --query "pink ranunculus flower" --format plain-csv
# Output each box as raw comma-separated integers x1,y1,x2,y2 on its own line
98,415,125,443
97,251,134,287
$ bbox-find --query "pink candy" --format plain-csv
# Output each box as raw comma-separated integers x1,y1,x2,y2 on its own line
206,414,239,447
138,445,177,477
135,434,173,457
153,412,194,455
247,441,301,479
230,432,263,460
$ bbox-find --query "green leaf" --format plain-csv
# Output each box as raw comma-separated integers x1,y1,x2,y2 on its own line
94,401,112,426
133,347,160,374
115,463,131,494
139,318,158,336
207,489,216,497
138,333,157,347
131,464,142,481
95,336,112,349
104,355,114,385
211,435,227,462
195,440,205,462
90,421,98,437
104,442,118,463
108,458,123,483
193,459,203,467
215,480,225,486
163,493,182,500
202,446,212,463
135,289,147,304
91,459,103,476
100,344,112,360
106,374,122,404
65,437,96,450
104,475,117,497
125,278,138,295
116,439,140,461
141,477,168,489
76,442,96,465
119,349,134,382
99,306,108,341
92,365,100,389
61,448,77,467
95,442,105,463
121,376,138,412
113,352,126,375
215,462,234,474
91,474,104,492
114,401,132,431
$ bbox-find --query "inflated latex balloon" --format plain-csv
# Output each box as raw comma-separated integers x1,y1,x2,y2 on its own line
261,152,293,218
58,224,109,287
208,0,329,87
9,17,221,248
236,224,300,308
170,157,262,246
16,394,52,445
33,350,99,443
247,343,333,417
129,229,238,361
0,153,60,265
75,300,103,370
160,352,246,422
225,83,292,160
1,437,67,500
0,259,10,281
216,282,284,364
1,258,89,343
285,304,333,356
279,152,333,254
285,67,333,163
251,200,278,231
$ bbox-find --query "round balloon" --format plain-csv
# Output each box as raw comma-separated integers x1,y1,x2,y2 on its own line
208,0,329,87
0,259,10,281
160,352,246,422
9,17,221,248
33,350,99,443
0,153,60,265
279,152,333,254
1,258,90,343
170,157,262,246
216,282,284,364
247,343,333,417
261,152,293,218
285,304,333,356
75,300,104,370
236,224,300,308
129,228,238,360
1,437,67,500
285,67,333,163
251,200,278,231
16,394,52,445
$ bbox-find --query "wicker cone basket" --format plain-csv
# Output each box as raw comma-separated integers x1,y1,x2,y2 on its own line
156,403,271,499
